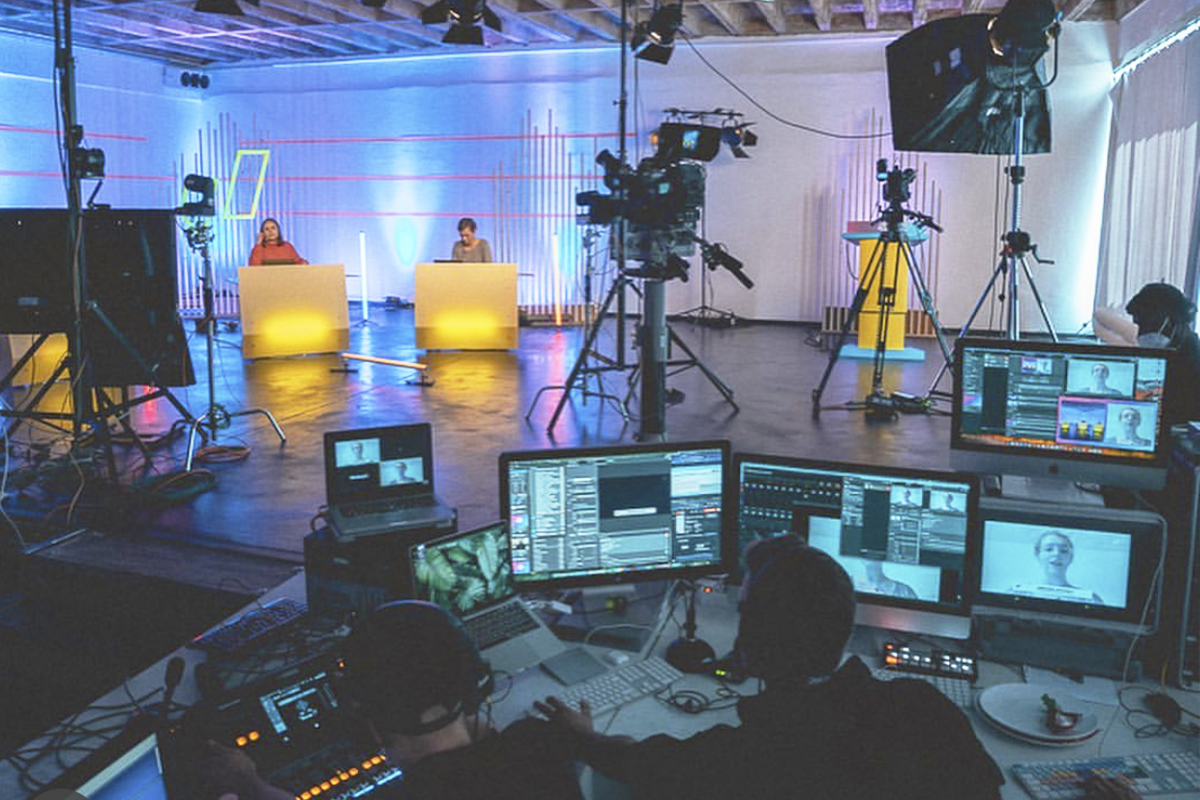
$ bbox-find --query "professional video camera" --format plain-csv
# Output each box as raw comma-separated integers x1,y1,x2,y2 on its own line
877,158,916,206
576,150,705,279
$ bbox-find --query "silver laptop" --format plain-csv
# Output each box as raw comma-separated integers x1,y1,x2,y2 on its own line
324,423,456,542
410,522,567,675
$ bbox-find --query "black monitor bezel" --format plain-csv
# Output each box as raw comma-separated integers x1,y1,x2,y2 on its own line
734,452,983,620
974,498,1165,629
498,440,734,590
323,422,434,504
950,337,1175,480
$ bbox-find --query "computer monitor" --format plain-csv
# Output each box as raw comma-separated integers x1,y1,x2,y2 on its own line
499,441,732,589
737,454,980,640
44,732,168,800
975,498,1165,633
951,337,1174,489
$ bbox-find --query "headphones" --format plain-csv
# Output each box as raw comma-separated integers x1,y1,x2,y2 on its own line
343,601,494,736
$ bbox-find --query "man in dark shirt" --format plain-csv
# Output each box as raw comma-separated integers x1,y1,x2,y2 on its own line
537,537,1004,800
205,601,583,800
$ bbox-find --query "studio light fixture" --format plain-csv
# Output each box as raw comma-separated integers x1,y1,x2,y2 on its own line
633,3,684,64
194,0,259,15
720,123,757,158
421,0,502,45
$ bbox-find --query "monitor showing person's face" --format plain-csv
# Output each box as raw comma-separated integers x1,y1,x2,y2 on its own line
1036,532,1074,583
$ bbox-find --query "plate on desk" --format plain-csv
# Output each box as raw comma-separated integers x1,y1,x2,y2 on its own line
977,683,1099,746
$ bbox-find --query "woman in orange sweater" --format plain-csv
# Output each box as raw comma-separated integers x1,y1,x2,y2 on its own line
249,218,307,265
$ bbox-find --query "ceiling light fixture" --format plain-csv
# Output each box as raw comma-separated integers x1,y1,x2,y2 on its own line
633,3,684,64
193,0,260,15
421,0,503,45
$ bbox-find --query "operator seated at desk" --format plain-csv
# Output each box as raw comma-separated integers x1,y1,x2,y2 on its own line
202,601,583,800
451,217,493,263
538,536,1005,800
248,217,308,266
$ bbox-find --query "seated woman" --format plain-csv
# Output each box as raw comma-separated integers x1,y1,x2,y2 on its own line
451,218,493,263
249,218,307,265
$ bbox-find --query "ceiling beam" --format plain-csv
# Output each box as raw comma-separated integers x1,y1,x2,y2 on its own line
811,0,831,31
756,0,787,34
1060,0,1098,21
862,0,878,30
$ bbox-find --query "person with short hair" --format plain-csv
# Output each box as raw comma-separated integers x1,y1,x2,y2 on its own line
1126,282,1200,422
451,218,493,263
537,537,1003,800
248,217,307,266
1113,406,1151,447
205,601,584,800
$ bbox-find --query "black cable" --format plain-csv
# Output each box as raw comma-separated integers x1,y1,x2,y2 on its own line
679,34,890,141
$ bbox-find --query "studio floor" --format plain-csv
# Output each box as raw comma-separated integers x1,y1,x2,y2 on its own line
0,304,971,753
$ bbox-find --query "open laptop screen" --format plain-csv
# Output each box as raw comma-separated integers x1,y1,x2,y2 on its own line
410,523,513,617
325,423,433,503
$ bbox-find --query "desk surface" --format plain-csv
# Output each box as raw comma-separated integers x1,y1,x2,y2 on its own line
6,573,1198,800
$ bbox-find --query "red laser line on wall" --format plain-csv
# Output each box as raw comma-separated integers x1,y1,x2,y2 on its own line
238,132,632,146
0,124,149,142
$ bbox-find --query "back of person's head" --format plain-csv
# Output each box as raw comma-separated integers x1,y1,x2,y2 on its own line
457,217,477,233
736,537,856,684
342,601,493,737
1126,282,1196,342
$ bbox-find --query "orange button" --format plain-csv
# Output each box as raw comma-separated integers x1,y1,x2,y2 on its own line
235,736,248,747
348,768,359,777
248,731,261,742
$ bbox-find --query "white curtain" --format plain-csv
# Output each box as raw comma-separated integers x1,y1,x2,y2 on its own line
1095,31,1200,314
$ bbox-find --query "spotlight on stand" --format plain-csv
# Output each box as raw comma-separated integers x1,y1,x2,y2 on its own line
72,147,105,180
178,174,216,218
421,0,503,45
193,0,260,14
633,3,684,64
720,123,757,158
885,0,1058,154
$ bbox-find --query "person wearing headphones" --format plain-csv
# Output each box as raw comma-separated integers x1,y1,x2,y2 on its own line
536,537,1004,800
204,601,584,800
1125,282,1200,423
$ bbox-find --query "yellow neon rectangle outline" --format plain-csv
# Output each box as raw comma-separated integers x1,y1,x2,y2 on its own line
224,149,270,220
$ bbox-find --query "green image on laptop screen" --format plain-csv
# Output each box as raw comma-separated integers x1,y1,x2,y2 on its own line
411,524,513,617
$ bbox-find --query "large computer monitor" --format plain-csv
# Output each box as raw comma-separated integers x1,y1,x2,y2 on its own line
499,441,732,589
951,338,1174,489
737,454,980,640
975,498,1165,633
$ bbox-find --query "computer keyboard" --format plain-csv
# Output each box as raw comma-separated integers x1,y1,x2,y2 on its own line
1012,751,1200,800
870,666,975,710
557,656,683,717
190,597,308,653
465,601,539,650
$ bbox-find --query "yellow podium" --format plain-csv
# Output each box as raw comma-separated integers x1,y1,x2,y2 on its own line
415,263,518,350
840,229,927,361
238,264,350,359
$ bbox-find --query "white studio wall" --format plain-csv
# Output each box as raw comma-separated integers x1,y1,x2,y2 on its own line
0,22,1118,333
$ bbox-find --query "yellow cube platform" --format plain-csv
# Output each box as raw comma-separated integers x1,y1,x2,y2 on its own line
415,262,518,350
238,264,350,359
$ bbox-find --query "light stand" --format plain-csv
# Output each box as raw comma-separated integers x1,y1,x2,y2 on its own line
665,581,715,674
180,215,285,471
924,90,1059,401
812,167,954,418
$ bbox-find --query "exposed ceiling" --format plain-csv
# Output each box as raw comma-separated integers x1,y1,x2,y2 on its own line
0,0,1140,68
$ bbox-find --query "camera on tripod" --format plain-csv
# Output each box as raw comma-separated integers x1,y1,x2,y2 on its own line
876,158,916,205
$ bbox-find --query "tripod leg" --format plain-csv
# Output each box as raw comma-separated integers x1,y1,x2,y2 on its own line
1019,256,1059,342
924,257,1008,397
543,277,624,432
903,243,955,371
812,239,887,414
666,326,739,412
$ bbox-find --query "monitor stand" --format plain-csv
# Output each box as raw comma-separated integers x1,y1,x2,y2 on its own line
988,475,1105,506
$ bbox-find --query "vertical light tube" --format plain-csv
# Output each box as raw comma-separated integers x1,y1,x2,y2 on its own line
359,230,369,322
553,230,562,327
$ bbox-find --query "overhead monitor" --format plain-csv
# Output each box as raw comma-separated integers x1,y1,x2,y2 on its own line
499,441,732,589
737,454,980,640
975,498,1165,634
951,337,1174,489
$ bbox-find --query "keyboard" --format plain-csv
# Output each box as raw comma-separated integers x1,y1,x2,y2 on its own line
465,601,539,650
190,598,308,653
343,496,434,517
870,666,975,710
557,656,683,717
1012,751,1200,800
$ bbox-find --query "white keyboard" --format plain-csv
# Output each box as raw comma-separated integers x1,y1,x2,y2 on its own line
557,656,683,716
870,666,976,710
1012,751,1200,800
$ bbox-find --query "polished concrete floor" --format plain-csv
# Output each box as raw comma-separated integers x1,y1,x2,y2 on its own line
115,305,965,563
5,304,967,565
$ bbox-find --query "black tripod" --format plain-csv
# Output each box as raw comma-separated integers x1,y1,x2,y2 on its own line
180,220,285,472
925,91,1058,399
812,191,953,418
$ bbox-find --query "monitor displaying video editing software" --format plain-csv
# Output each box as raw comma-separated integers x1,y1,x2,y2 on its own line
499,441,732,588
975,498,1166,632
737,455,980,639
951,338,1174,488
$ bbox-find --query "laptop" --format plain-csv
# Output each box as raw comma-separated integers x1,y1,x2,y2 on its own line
410,522,568,675
324,423,456,542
